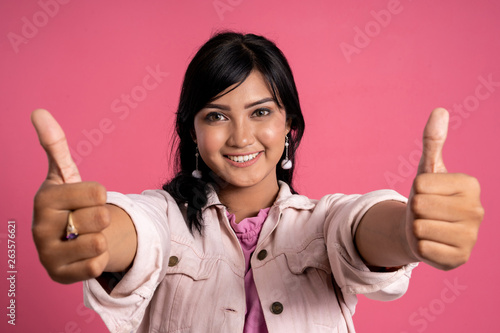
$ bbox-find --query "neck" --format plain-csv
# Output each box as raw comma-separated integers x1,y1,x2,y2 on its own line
218,179,280,224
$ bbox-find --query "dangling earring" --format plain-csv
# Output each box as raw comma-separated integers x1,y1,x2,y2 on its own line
192,146,202,178
281,135,292,170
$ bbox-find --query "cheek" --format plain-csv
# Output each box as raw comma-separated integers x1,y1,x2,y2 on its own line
197,127,227,155
259,121,286,148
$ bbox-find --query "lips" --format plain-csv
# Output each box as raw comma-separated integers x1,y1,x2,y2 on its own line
225,152,259,163
224,152,262,167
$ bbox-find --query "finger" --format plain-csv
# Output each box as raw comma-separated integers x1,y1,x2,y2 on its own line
31,109,81,184
413,173,481,196
413,219,478,248
417,108,449,174
417,240,471,271
34,181,107,213
49,252,109,284
33,205,110,241
37,232,108,269
59,233,109,264
411,194,473,221
69,206,111,234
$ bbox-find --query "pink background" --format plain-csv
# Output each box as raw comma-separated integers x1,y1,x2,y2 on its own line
1,0,499,332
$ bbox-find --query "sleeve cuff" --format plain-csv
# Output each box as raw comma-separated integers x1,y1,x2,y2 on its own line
326,189,418,300
83,190,171,332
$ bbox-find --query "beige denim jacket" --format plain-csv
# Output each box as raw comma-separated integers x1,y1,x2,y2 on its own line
84,182,417,332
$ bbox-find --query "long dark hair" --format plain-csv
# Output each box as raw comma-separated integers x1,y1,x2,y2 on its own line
163,32,305,234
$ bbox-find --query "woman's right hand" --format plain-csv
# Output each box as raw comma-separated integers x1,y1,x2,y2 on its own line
31,109,111,284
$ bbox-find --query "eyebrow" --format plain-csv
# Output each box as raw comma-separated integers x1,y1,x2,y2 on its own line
204,97,275,111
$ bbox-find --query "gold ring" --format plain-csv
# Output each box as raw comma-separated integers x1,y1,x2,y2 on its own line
65,211,79,240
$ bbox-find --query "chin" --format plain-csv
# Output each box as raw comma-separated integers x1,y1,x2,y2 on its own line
222,175,262,189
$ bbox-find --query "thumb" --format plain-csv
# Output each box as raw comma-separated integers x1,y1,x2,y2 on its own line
31,109,82,184
417,108,449,174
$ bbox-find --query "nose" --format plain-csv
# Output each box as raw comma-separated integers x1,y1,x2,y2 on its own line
227,119,255,148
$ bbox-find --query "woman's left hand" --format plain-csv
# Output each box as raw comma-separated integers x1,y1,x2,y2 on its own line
405,108,484,271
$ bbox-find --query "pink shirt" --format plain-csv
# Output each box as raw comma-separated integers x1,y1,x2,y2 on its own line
227,208,271,333
84,182,417,332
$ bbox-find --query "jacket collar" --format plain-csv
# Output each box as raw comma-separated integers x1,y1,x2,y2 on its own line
203,181,315,212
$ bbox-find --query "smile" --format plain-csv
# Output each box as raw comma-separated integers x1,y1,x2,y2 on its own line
226,152,260,163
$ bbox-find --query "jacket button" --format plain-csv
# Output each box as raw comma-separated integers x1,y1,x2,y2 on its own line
257,249,267,260
270,302,283,314
168,256,179,267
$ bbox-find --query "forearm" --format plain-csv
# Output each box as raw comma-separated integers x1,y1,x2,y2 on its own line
355,200,418,268
103,204,138,272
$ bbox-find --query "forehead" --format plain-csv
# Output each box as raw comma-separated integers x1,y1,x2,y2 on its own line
211,71,274,104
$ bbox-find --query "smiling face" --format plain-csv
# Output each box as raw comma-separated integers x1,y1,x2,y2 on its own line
193,70,291,192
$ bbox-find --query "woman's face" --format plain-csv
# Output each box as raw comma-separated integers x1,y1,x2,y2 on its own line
194,70,291,190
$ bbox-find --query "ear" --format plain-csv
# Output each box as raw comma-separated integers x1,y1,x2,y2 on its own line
285,118,292,134
190,129,197,143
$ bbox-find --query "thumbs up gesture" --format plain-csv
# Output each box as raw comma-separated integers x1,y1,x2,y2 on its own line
405,108,484,270
31,109,111,284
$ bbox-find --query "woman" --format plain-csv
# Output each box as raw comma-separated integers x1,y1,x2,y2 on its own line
31,32,483,332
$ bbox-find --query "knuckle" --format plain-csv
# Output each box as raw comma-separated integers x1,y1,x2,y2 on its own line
466,175,481,191
474,205,485,221
455,252,469,267
85,259,105,278
90,234,108,254
48,265,65,283
464,226,479,244
410,194,424,214
33,190,44,209
32,218,59,240
95,206,111,229
38,254,52,270
88,182,107,205
459,174,482,195
31,223,44,239
33,186,51,211
413,175,426,193
47,271,60,283
412,220,425,239
416,240,427,257
461,252,471,264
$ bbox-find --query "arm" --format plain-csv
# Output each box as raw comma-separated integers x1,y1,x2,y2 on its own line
31,109,137,284
103,204,137,272
355,200,413,268
355,109,483,271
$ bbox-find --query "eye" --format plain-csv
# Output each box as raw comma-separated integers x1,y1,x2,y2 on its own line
205,112,227,122
252,108,271,117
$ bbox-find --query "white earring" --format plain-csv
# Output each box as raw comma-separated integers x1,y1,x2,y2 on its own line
192,146,202,178
281,135,292,170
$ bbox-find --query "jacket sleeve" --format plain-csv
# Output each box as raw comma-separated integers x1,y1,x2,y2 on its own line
323,190,418,302
83,189,173,333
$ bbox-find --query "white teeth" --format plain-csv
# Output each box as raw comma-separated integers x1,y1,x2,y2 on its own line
227,153,259,163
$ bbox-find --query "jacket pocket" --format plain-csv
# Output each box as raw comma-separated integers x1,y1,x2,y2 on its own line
150,242,221,332
165,240,218,280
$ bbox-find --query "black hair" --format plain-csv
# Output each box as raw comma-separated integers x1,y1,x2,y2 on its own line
163,32,305,234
